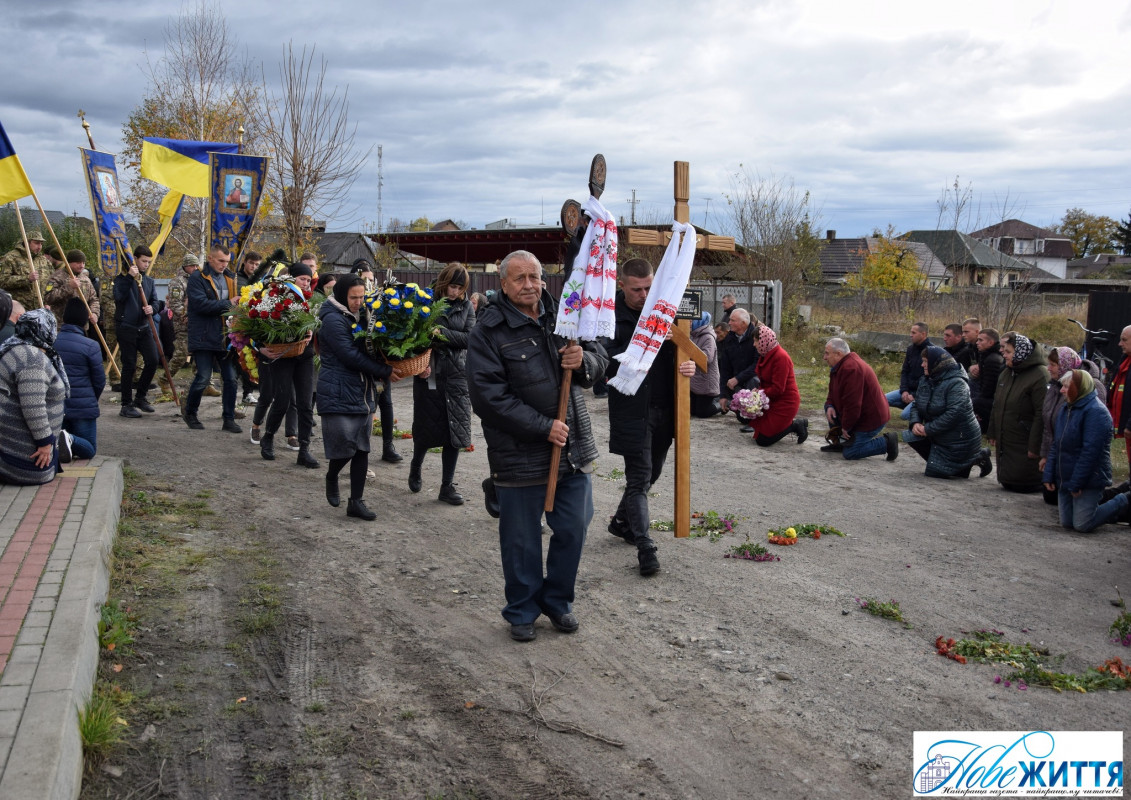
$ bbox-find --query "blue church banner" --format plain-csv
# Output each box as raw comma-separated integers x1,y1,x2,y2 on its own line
79,148,133,276
208,152,268,268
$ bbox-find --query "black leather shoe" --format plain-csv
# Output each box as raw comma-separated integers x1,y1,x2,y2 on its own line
325,475,340,507
222,418,243,434
297,448,319,469
408,462,422,493
978,447,993,478
509,623,536,642
739,425,754,433
120,404,142,418
346,497,377,520
260,432,275,460
183,412,204,430
638,547,660,576
439,483,464,505
607,516,635,544
820,441,843,453
794,418,808,444
547,612,578,634
381,444,403,463
134,397,155,413
885,432,899,461
482,477,500,518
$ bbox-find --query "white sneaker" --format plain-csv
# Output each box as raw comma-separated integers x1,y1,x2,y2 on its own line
58,430,74,463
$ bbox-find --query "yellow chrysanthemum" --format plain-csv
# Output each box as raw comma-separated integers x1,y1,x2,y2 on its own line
404,301,414,309
384,287,396,296
389,298,400,306
785,527,797,538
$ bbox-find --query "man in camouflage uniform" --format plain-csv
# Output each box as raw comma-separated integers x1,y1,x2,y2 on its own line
0,230,51,311
44,249,100,330
164,252,200,393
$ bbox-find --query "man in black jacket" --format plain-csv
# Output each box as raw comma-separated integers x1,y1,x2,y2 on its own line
718,308,759,419
604,258,697,576
113,245,161,418
970,327,1005,432
183,246,240,432
887,322,931,420
468,250,607,643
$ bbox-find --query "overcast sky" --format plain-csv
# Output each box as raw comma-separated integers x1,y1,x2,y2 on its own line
4,0,1129,241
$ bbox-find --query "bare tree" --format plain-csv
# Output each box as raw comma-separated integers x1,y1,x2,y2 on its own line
263,43,371,259
721,166,823,304
120,0,262,266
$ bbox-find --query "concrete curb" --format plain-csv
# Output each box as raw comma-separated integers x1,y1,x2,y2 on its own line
0,458,123,800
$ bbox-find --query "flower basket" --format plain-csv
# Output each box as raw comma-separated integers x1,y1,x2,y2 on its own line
384,348,432,379
258,338,310,360
226,277,319,354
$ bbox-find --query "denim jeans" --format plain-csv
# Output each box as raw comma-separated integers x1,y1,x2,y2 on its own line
885,389,913,420
842,424,888,460
1058,488,1129,533
185,350,238,419
63,417,97,458
496,471,593,625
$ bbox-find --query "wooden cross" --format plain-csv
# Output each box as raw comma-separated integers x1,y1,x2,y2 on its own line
626,162,736,538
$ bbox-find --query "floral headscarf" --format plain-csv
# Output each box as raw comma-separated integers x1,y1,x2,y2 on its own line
757,325,779,353
1009,333,1033,365
1052,346,1081,375
0,307,70,397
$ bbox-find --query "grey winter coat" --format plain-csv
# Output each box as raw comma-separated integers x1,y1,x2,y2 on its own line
412,296,475,449
905,356,982,477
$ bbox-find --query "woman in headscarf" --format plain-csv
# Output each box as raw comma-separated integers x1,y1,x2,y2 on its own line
1042,369,1129,532
689,311,721,418
749,326,806,446
1039,346,1107,503
988,332,1049,492
408,262,475,504
0,308,69,485
316,274,400,520
902,345,990,478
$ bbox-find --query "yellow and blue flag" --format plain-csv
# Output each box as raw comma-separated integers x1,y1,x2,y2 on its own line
140,137,238,198
149,189,185,254
0,120,34,206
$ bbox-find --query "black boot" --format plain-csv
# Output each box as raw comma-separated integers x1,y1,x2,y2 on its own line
638,546,660,576
382,440,403,463
346,497,376,520
793,418,808,444
408,461,422,493
260,432,275,461
977,447,993,478
297,447,319,469
325,474,340,507
439,483,464,505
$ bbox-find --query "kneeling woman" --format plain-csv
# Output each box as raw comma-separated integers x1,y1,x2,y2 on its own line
902,346,990,478
316,274,401,520
750,326,807,446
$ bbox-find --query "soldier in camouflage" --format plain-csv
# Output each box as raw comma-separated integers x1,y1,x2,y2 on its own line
44,249,100,330
0,230,51,311
163,252,199,391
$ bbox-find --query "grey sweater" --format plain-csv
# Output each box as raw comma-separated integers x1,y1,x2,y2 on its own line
0,342,66,485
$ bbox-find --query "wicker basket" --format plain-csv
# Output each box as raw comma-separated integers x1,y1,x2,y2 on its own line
257,338,309,359
384,348,432,379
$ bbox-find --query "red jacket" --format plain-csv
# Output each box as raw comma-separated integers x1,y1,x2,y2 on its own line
825,352,888,434
754,345,800,436
1109,355,1131,436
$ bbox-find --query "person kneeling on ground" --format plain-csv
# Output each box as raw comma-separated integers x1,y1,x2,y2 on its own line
749,326,806,446
821,337,898,461
1043,369,1129,533
901,345,990,478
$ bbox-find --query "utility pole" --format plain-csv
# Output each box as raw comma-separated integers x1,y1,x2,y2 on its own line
701,197,712,228
376,144,384,233
627,189,640,225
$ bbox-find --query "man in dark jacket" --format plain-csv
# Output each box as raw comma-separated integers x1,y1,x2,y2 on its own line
56,297,104,458
113,245,162,418
942,323,974,369
182,245,240,432
604,258,697,577
970,327,1005,432
822,338,898,461
718,308,759,419
887,322,931,420
468,250,607,643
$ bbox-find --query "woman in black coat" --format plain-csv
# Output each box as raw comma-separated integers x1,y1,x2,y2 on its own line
409,262,476,504
316,274,400,520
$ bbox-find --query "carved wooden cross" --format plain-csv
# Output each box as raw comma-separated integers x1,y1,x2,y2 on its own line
625,162,736,538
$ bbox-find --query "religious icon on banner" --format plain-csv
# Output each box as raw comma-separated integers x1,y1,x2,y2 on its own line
96,169,121,210
224,174,251,210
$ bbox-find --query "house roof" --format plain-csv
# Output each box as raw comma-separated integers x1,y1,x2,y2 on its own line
900,230,1032,271
816,236,868,281
872,239,949,279
310,232,376,270
968,219,1061,240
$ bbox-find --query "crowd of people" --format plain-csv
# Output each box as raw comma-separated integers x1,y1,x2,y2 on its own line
1,233,1127,642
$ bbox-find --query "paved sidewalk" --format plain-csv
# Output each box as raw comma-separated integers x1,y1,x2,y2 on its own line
0,456,124,800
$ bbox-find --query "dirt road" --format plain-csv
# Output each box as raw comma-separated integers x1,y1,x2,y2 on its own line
81,382,1130,799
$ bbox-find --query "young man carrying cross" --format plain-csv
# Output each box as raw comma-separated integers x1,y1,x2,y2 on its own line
605,257,697,576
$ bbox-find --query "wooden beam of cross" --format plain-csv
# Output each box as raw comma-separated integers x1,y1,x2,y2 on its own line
639,162,736,538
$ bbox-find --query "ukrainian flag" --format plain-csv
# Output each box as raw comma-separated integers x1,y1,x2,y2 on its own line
140,137,238,198
149,189,184,254
0,120,34,206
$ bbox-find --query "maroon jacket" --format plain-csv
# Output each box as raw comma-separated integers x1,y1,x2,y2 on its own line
825,351,888,434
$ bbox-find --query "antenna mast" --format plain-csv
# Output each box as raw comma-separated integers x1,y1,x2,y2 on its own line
376,144,384,233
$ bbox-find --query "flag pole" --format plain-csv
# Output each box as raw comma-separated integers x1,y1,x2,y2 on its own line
115,239,179,408
543,343,574,512
9,200,45,309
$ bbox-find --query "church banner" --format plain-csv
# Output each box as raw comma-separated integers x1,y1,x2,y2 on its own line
79,148,133,276
207,152,268,268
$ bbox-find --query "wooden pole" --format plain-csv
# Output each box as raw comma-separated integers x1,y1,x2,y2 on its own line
672,161,693,539
9,200,45,308
543,339,575,512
